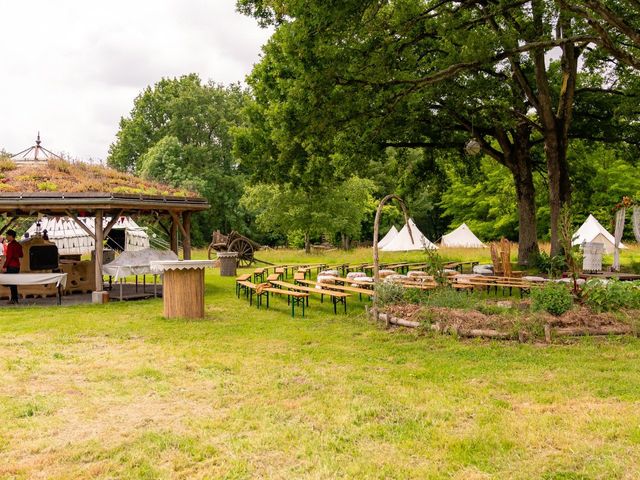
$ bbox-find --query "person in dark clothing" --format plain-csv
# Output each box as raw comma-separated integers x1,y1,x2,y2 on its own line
3,229,23,304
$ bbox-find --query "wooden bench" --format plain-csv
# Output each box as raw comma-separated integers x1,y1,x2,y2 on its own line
253,268,266,283
454,276,542,297
235,274,252,296
295,278,374,301
267,273,282,282
269,280,350,314
260,287,309,318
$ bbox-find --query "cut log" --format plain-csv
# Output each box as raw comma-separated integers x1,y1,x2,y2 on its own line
553,326,633,337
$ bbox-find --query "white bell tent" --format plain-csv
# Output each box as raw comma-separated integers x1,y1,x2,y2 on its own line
381,218,437,251
377,225,398,249
572,214,626,254
440,223,485,248
26,216,150,255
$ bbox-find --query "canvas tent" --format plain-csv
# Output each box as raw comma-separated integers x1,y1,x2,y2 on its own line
572,214,626,254
102,248,178,281
440,223,485,248
26,216,150,255
378,225,398,249
381,218,437,251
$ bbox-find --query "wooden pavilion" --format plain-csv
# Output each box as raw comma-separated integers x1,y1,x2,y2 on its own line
1,136,209,302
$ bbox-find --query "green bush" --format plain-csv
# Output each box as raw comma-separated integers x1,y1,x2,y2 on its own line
423,288,482,310
531,251,566,278
582,280,640,312
531,283,573,316
375,282,406,306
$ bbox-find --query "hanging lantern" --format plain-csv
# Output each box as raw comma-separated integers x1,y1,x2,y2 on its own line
465,138,481,156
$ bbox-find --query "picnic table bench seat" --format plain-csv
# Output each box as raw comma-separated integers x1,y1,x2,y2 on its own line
269,280,350,314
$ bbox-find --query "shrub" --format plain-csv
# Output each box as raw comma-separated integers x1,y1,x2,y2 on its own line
531,251,566,278
423,288,482,310
582,280,640,312
375,282,406,306
0,158,17,171
36,181,58,192
47,158,71,174
531,283,573,316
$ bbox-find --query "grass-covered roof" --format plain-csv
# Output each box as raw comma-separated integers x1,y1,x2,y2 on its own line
0,157,196,198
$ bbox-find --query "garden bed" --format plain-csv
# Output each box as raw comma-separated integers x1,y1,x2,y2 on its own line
369,302,639,342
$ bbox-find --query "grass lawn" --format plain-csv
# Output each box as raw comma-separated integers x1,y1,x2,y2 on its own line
1,246,640,479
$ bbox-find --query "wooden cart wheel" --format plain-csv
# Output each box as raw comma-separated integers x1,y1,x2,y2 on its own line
207,243,216,260
228,238,254,267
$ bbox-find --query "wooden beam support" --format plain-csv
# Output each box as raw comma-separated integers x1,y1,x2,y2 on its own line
66,210,96,239
169,211,188,237
103,209,124,238
0,217,18,236
170,218,178,255
182,212,192,260
94,210,104,296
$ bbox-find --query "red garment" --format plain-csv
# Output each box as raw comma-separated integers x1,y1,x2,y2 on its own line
5,240,23,269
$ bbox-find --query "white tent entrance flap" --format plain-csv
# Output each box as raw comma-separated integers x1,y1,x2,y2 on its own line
378,225,398,249
441,223,485,248
381,218,437,251
572,214,626,254
26,216,150,255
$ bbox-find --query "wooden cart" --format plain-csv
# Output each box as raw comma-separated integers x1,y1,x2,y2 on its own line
207,230,261,267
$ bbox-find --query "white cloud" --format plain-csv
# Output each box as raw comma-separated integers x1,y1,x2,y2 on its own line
0,0,271,161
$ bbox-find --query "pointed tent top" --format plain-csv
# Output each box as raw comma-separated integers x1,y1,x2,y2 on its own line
572,214,626,254
441,223,485,248
11,133,63,163
378,225,398,249
381,218,437,251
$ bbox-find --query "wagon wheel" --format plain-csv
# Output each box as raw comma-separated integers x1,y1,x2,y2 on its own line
228,238,254,268
207,242,216,260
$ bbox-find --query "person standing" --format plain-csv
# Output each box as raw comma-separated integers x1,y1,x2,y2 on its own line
3,229,23,304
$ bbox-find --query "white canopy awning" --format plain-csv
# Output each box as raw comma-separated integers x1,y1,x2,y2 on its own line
102,248,178,280
26,216,150,255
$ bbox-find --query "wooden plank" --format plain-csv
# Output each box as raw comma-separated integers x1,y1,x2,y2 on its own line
94,211,104,295
103,209,124,237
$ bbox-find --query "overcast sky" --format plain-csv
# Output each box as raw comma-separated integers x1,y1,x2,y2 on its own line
0,0,272,161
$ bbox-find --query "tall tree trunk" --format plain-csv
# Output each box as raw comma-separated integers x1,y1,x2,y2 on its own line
494,124,539,265
512,151,539,266
545,125,572,256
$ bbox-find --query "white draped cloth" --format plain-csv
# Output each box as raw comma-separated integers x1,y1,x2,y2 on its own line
0,273,67,288
613,208,625,271
634,206,640,243
102,249,178,281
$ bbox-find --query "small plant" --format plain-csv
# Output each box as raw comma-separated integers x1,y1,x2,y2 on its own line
47,158,71,174
375,282,406,306
582,280,640,312
423,288,481,309
36,181,58,192
0,158,17,171
531,283,573,316
424,248,447,285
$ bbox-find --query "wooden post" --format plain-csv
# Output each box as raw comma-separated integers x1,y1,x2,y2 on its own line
182,212,192,260
372,195,412,282
170,216,178,255
92,210,105,303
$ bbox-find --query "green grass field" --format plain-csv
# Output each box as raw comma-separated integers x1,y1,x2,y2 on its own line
1,246,640,479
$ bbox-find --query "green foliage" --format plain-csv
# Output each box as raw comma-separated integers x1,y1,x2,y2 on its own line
0,157,17,171
424,249,447,285
531,252,566,279
240,177,375,250
36,181,58,192
421,288,482,310
374,282,406,307
531,283,574,316
582,280,640,312
107,74,251,245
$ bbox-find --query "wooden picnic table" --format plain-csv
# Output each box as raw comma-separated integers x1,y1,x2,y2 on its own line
270,280,350,314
